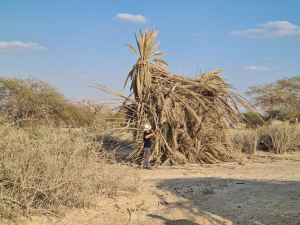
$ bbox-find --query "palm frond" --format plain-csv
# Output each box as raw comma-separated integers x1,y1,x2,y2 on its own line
146,31,158,50
125,44,140,57
123,65,136,89
144,28,158,59
134,31,141,56
139,29,148,59
150,51,168,57
150,58,169,68
151,40,161,54
145,31,158,59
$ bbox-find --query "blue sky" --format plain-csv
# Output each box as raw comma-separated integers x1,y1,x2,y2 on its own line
0,0,299,105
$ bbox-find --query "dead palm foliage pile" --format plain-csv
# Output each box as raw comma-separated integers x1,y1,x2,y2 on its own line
94,28,257,165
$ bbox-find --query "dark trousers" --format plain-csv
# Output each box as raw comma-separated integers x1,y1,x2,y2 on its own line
143,148,151,168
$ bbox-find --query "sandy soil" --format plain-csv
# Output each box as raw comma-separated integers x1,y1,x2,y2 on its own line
20,152,300,225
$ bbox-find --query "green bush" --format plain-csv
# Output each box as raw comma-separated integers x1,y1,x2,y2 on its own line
240,112,264,128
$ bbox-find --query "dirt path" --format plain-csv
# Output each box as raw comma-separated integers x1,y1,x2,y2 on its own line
21,152,300,225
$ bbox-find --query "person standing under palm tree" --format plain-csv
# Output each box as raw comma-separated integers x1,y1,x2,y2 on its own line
143,124,160,169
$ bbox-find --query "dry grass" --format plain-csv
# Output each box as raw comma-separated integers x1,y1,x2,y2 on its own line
230,121,300,155
257,122,300,154
0,121,139,222
231,129,259,154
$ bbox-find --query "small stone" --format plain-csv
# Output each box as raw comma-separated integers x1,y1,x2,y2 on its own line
114,204,121,209
42,217,52,224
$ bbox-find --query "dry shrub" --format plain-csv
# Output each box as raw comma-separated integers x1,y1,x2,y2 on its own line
231,129,259,154
257,122,300,154
0,122,139,221
230,122,300,155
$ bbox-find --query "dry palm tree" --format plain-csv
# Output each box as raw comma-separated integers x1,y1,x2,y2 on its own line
93,27,259,165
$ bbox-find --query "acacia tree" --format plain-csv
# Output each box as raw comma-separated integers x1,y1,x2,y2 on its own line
245,76,300,120
0,76,96,127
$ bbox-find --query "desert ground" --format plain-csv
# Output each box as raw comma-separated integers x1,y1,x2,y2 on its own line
18,150,300,225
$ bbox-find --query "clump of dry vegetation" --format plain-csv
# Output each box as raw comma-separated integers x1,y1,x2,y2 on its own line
0,123,139,221
231,129,259,154
94,27,258,165
231,122,300,154
257,122,300,154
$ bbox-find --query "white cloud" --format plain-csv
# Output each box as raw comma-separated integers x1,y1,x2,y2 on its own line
230,21,300,39
67,69,78,73
82,75,93,79
258,21,299,30
230,28,268,38
239,66,280,71
112,13,147,23
0,41,46,53
264,57,279,60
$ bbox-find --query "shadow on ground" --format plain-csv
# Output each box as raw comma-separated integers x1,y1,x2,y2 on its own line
148,214,200,225
148,177,300,225
95,134,133,161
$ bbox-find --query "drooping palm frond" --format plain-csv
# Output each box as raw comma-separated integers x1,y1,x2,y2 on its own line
150,58,169,68
125,44,139,57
